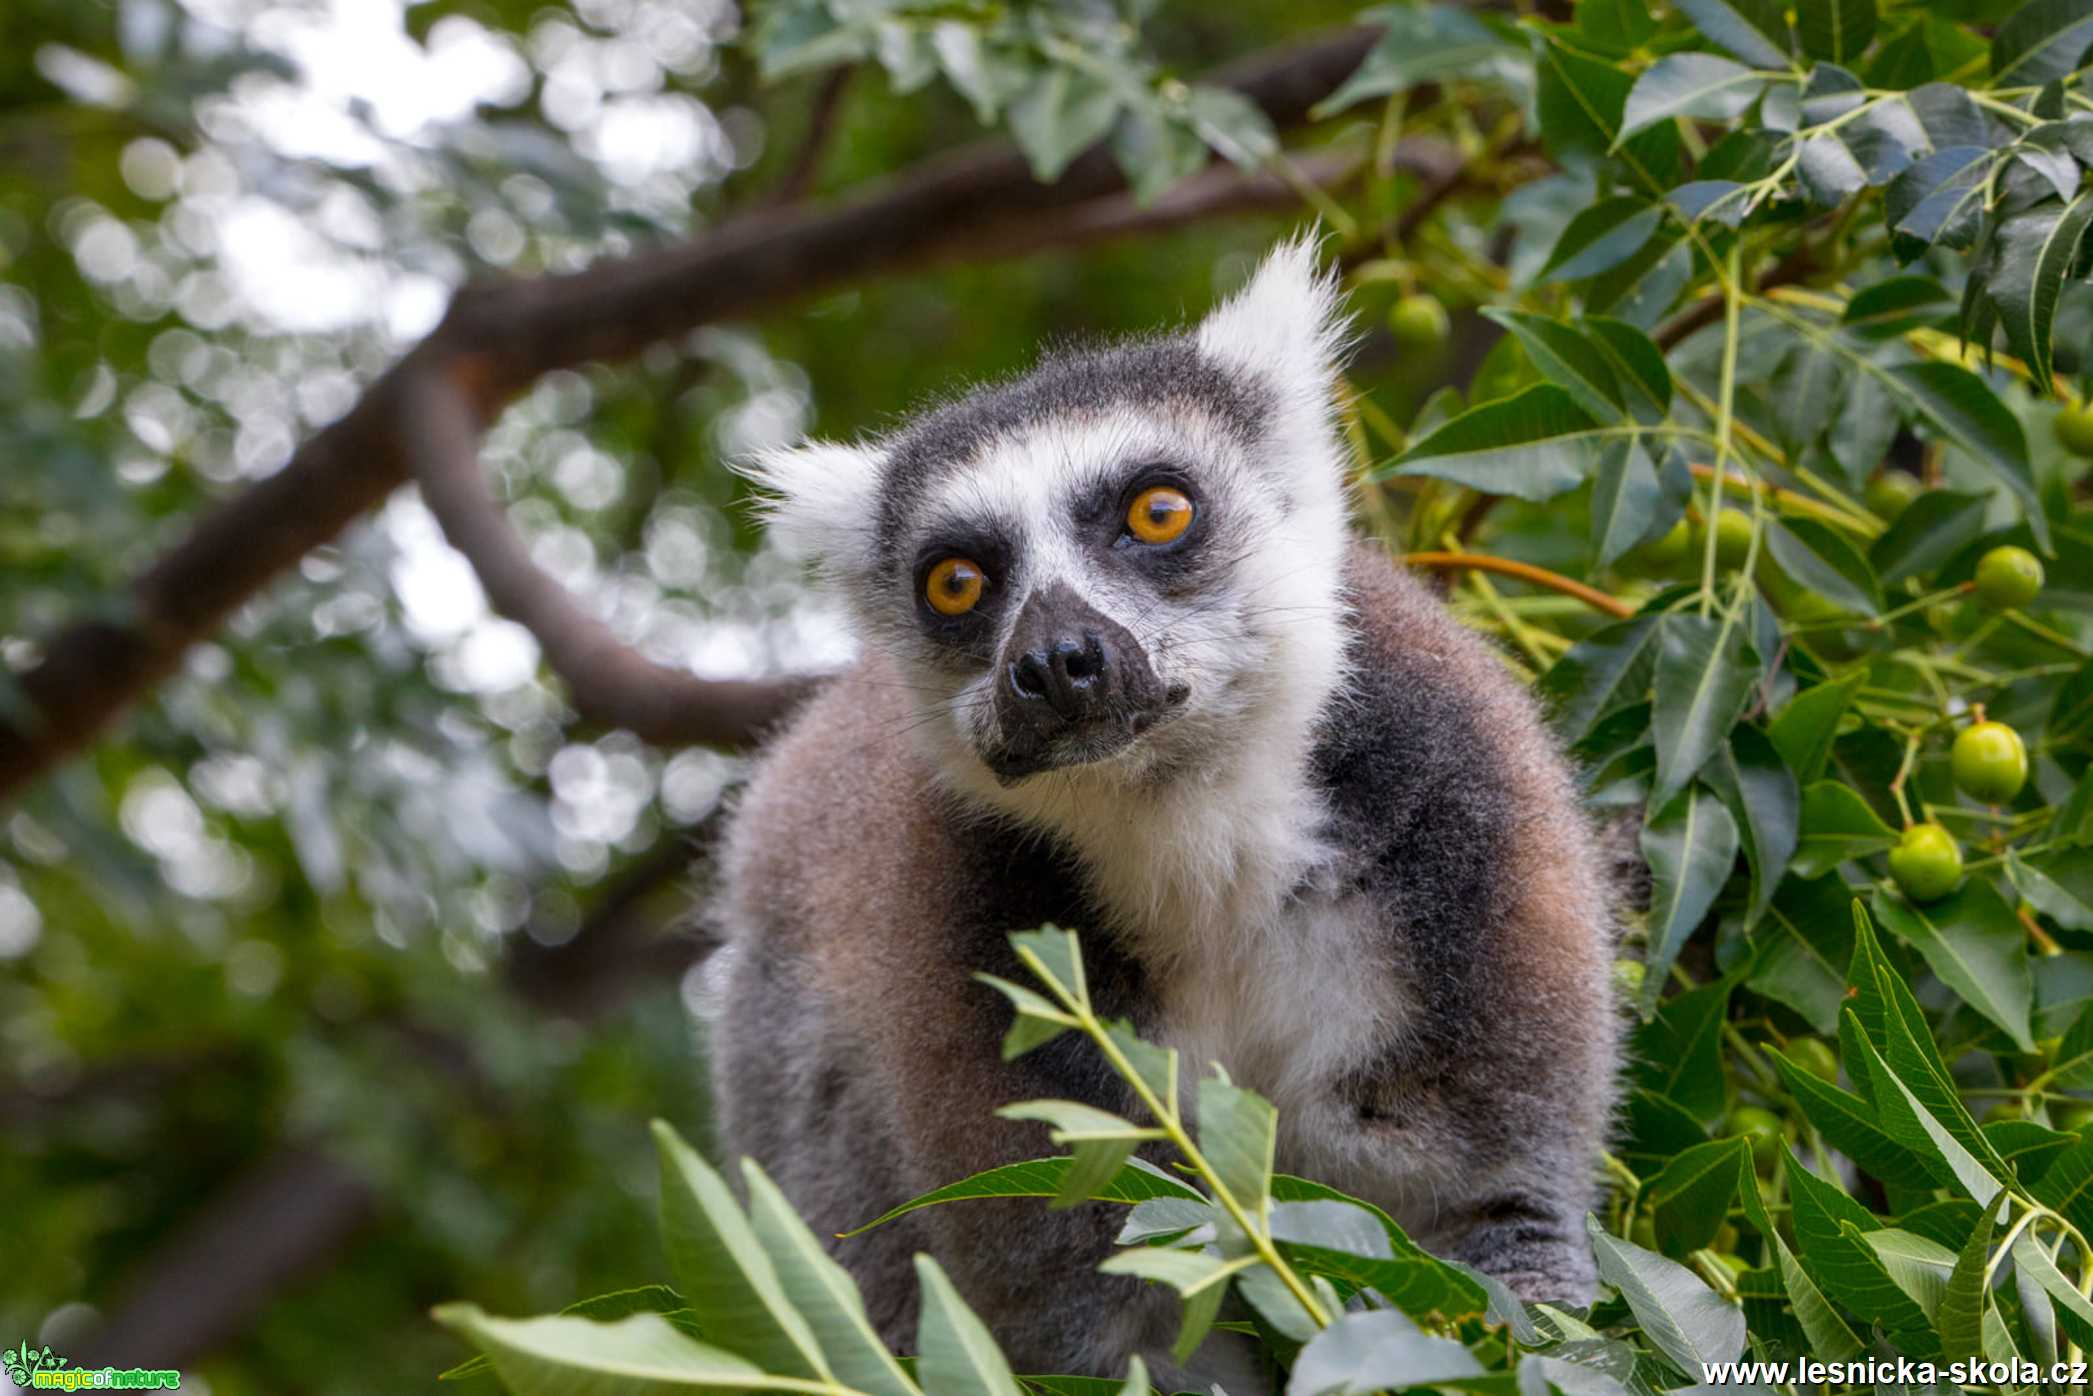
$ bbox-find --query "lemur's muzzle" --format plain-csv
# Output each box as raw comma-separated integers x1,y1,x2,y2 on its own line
987,582,1179,782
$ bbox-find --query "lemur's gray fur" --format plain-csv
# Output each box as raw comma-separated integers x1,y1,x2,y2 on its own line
706,241,1620,1382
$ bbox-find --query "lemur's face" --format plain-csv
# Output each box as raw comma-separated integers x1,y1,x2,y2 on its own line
749,240,1352,795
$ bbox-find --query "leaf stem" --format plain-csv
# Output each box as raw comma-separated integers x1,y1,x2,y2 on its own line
1016,941,1332,1330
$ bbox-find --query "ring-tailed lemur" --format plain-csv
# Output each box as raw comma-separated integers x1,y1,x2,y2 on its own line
708,240,1619,1380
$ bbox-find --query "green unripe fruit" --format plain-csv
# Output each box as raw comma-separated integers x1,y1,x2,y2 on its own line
2054,1103,2093,1134
1387,293,1450,350
1686,509,1755,575
1716,1252,1751,1277
1612,958,1647,999
1708,509,1755,569
1952,721,2029,804
1620,519,1693,578
1726,1104,1789,1172
1865,472,1923,521
1631,1214,1658,1250
1974,545,2044,611
1983,1100,2027,1125
1713,1222,1740,1253
1786,1037,1840,1084
2056,399,2093,458
1889,822,1964,902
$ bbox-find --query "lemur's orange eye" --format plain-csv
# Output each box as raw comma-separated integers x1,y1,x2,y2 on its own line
1127,486,1194,544
925,557,986,616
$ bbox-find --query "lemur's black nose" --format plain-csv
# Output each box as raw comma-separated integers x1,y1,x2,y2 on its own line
1009,633,1110,720
989,582,1169,781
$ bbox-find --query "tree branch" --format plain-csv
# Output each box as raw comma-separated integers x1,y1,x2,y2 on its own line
404,369,818,746
0,25,1378,802
765,65,855,207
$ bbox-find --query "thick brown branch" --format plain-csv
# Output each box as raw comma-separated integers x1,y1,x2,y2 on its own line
0,25,1378,802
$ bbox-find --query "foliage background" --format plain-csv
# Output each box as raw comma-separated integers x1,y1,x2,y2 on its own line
9,0,2093,1392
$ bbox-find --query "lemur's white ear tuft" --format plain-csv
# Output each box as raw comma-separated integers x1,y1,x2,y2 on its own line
739,440,884,575
1196,234,1349,402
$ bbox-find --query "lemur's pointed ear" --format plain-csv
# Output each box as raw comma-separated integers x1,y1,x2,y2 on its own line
740,440,884,576
1196,235,1349,406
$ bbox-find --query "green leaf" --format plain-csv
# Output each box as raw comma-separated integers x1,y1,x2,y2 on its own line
1771,1048,1937,1188
652,1122,831,1381
1590,442,1664,567
1784,1151,1941,1352
1618,54,1768,143
1850,1022,2010,1205
1481,310,1624,420
840,1156,1202,1237
1540,198,1664,282
740,1164,920,1396
975,974,1073,1061
1646,1137,1750,1256
1631,979,1733,1124
441,1288,695,1383
1652,613,1761,806
1315,5,1525,116
1008,68,1120,181
1939,1192,2008,1361
1535,38,1682,190
2050,768,2093,848
1096,1247,1245,1295
2055,656,2093,747
1182,85,1277,171
1701,723,1800,931
1639,784,1741,1014
1843,275,1953,339
1885,145,1996,250
1289,1310,1485,1396
1196,1075,1276,1222
2033,1134,2093,1241
930,24,1023,123
1989,192,2093,390
1117,1196,1214,1245
1769,342,1845,451
1766,517,1883,615
2009,848,2093,929
433,1308,780,1395
2049,1002,2093,1089
1857,1225,1958,1320
1584,1217,1747,1374
914,1256,1024,1396
1769,674,1862,786
1793,782,1897,876
1872,884,2036,1052
1771,1231,1866,1361
1585,317,1675,421
1675,0,1795,67
1992,0,2093,87
1110,103,1209,206
1009,927,1086,1008
1750,873,1859,1032
1102,1021,1178,1107
1799,0,1879,64
2010,1228,2093,1352
1869,489,1991,585
1387,384,1628,500
1539,612,1664,742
